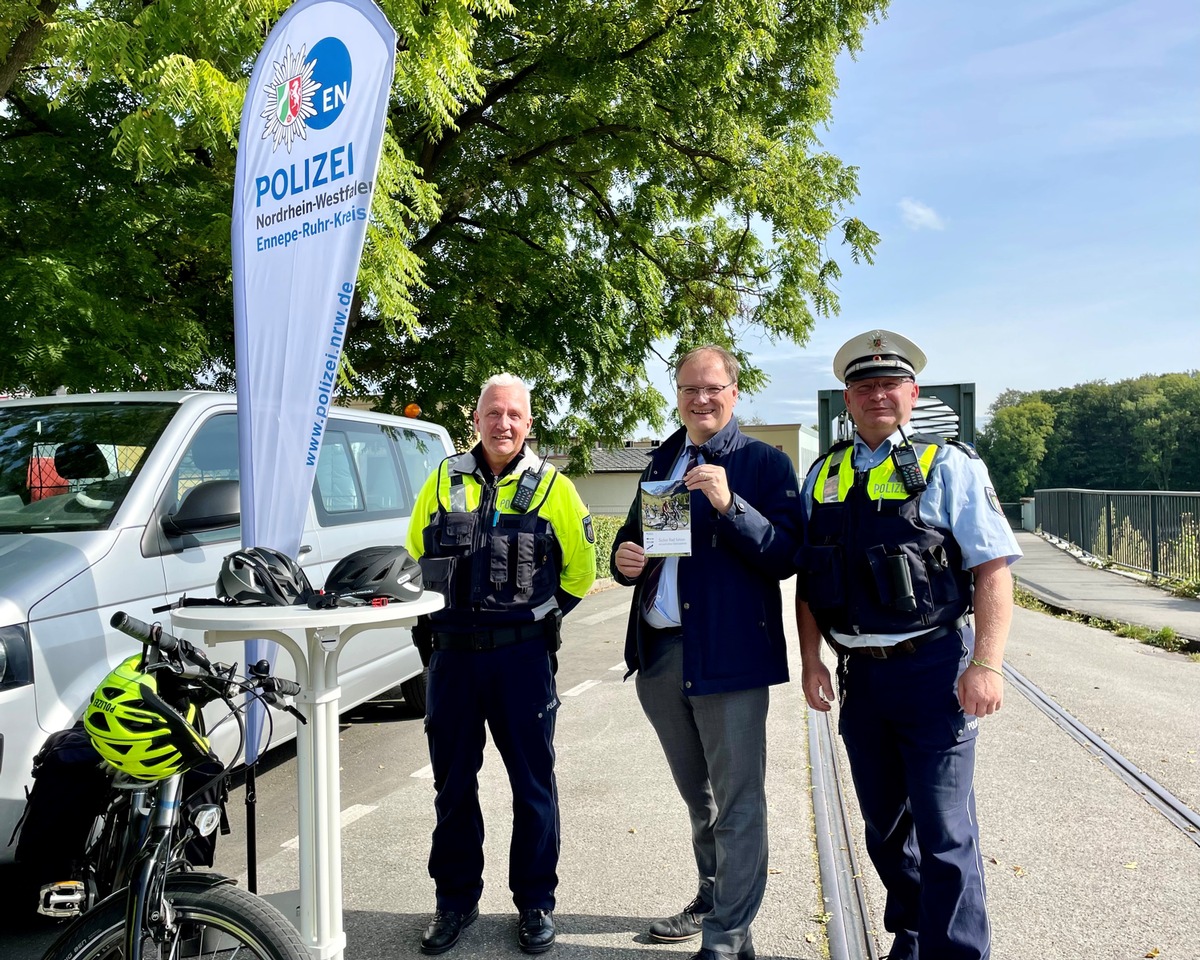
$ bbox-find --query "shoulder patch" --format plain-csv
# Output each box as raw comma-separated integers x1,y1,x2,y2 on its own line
583,514,595,543
946,438,981,459
985,487,1004,515
910,432,946,447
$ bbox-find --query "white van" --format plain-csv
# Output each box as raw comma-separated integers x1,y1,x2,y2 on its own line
0,391,454,863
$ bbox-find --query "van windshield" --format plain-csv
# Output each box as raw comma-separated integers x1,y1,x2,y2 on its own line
0,401,178,533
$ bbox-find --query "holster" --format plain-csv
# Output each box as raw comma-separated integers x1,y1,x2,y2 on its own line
412,617,433,667
545,608,563,653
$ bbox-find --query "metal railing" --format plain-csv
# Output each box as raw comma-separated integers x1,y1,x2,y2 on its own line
1034,488,1200,581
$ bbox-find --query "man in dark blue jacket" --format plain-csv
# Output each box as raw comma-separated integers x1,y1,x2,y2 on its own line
611,344,801,960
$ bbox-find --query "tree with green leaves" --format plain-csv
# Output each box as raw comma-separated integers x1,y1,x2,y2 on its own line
1121,377,1196,490
2,0,886,462
975,400,1055,501
979,372,1200,493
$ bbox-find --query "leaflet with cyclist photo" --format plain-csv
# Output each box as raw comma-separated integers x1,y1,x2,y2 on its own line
641,480,692,556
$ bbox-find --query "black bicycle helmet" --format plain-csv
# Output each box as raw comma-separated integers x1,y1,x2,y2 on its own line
218,546,313,605
323,545,423,602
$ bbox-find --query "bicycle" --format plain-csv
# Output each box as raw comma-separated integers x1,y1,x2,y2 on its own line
42,611,309,960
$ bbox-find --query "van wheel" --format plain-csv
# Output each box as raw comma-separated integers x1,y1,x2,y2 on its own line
400,668,427,716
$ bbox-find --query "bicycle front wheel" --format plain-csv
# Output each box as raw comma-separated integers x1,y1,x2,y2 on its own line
44,878,308,960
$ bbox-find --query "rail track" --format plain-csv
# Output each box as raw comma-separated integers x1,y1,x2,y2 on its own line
808,659,1200,959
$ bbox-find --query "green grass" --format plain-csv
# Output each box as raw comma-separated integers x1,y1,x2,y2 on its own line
1014,584,1195,656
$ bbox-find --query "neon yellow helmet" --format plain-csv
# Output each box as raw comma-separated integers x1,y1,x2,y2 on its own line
83,655,217,781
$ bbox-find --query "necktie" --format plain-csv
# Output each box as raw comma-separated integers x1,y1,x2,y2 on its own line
640,444,701,618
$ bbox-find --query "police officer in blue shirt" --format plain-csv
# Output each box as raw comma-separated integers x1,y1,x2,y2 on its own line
795,330,1021,960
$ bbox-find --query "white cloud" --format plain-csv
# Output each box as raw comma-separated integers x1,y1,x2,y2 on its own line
898,197,947,231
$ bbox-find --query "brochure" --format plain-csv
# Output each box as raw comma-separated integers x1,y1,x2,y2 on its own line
640,480,692,557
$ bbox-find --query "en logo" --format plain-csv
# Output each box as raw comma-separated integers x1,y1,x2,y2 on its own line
260,37,353,153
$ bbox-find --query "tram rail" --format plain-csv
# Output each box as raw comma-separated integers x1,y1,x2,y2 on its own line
808,656,1200,958
1003,663,1200,847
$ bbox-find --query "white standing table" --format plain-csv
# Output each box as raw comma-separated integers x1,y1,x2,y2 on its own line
172,596,443,960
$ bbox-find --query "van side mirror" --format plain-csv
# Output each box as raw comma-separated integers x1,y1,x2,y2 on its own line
162,479,240,536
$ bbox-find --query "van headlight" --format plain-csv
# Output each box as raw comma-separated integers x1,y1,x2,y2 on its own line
0,624,33,689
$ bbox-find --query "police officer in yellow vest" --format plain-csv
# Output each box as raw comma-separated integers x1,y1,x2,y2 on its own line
406,373,596,956
795,331,1021,960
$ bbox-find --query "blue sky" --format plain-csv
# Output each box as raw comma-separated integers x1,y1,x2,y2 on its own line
728,0,1200,432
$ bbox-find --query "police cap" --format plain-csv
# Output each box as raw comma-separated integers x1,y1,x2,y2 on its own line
833,329,927,384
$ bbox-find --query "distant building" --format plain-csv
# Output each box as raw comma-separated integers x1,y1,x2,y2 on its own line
537,423,816,518
739,423,820,478
536,440,660,517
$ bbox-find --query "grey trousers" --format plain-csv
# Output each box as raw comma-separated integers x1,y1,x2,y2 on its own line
635,634,770,955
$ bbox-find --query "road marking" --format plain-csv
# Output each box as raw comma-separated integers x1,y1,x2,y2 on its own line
609,661,626,671
411,764,434,779
562,679,602,697
282,804,377,849
574,606,628,626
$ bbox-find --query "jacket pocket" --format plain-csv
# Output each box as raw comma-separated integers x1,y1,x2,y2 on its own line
419,555,456,596
438,512,477,549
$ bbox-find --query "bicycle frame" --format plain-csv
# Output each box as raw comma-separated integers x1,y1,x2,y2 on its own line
121,774,182,960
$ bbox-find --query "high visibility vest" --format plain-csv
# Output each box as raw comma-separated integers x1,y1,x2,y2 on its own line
414,454,570,629
802,435,972,636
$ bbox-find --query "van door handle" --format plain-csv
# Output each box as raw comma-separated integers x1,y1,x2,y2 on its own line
298,544,313,555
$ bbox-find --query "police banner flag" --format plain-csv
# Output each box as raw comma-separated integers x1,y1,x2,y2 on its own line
232,0,396,761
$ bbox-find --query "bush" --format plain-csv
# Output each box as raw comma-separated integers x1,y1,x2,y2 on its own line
591,514,625,581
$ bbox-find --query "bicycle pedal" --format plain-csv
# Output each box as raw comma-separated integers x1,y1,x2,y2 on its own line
37,880,87,918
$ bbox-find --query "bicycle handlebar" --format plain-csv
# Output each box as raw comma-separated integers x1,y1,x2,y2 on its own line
111,611,213,675
110,611,303,719
261,677,302,698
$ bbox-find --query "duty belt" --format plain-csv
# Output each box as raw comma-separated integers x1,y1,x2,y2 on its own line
830,615,969,660
431,620,552,652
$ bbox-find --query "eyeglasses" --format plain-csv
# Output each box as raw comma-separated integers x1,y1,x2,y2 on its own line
848,377,913,398
677,382,735,400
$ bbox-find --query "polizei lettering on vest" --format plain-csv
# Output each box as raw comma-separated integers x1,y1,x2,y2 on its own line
255,142,356,207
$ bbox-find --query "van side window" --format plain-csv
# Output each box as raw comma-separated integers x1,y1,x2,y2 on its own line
394,428,444,495
170,413,241,543
314,419,414,525
174,415,240,504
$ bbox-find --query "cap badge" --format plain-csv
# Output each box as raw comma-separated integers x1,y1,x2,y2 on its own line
868,332,887,350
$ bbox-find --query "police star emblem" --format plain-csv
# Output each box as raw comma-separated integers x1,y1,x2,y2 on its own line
260,44,321,153
868,331,888,351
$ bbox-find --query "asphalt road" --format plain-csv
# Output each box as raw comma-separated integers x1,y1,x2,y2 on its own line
3,579,1198,959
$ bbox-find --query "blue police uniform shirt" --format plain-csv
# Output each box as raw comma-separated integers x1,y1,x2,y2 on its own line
802,428,1022,646
643,444,704,629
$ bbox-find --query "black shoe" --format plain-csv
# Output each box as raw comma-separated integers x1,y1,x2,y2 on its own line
686,949,755,960
420,906,478,955
517,908,555,954
648,894,712,942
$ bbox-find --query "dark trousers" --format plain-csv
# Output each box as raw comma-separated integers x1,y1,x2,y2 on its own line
425,637,560,912
635,631,770,955
838,627,990,960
